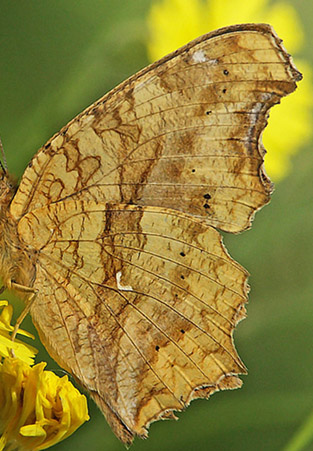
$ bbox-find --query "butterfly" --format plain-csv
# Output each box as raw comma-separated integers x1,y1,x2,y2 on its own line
0,23,301,444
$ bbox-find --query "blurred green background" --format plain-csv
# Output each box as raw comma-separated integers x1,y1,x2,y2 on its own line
1,1,313,450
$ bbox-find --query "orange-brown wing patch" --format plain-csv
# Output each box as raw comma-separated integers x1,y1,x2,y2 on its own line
18,201,248,442
11,24,301,232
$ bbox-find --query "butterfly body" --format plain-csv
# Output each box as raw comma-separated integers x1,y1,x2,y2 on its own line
0,176,35,293
1,24,301,444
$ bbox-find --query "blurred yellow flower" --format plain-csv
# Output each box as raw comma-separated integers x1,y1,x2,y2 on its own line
147,0,312,180
0,301,37,365
0,358,89,451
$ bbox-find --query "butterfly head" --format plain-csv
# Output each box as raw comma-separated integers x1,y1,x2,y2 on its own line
0,172,17,210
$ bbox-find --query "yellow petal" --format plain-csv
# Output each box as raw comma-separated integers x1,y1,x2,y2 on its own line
0,303,37,364
265,1,304,53
207,0,269,27
20,424,47,438
148,0,207,59
0,358,89,451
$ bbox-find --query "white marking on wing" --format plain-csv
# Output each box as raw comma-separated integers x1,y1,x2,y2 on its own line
116,271,133,291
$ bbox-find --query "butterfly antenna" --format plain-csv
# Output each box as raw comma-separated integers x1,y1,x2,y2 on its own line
0,137,7,174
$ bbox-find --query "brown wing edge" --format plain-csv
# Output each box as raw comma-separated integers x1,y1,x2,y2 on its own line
90,392,135,446
90,375,244,446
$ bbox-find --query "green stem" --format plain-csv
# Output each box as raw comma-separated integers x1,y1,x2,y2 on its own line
284,409,313,451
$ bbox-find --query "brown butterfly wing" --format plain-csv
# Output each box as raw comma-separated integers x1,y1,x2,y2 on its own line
10,24,301,233
11,23,301,444
18,202,248,442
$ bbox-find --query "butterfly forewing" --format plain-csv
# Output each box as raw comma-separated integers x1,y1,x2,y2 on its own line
11,24,300,233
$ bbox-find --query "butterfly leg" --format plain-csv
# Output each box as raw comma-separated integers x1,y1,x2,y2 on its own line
10,284,38,342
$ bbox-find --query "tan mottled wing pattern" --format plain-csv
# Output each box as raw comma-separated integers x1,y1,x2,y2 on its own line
18,202,248,442
11,24,301,233
11,24,301,444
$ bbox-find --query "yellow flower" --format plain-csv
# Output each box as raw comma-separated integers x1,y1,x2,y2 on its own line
0,358,89,451
0,301,37,365
147,0,312,180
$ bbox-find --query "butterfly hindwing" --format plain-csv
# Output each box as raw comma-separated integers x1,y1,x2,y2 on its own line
18,201,247,440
